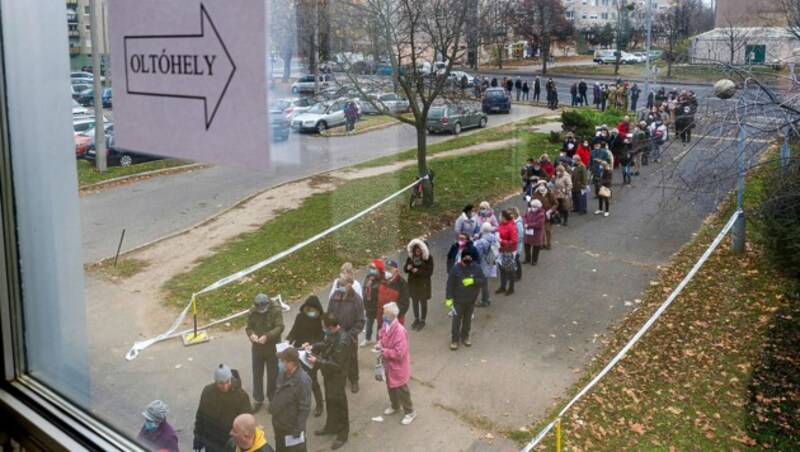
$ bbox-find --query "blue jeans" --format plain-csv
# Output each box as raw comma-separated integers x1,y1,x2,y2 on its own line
364,315,375,341
252,345,278,403
623,163,631,181
481,278,490,304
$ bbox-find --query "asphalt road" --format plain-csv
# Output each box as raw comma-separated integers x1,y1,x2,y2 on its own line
80,104,543,263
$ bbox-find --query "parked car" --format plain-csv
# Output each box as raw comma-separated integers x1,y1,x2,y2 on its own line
593,49,639,64
272,97,317,121
74,134,91,158
361,92,410,115
84,125,163,166
73,115,109,135
351,60,377,75
449,71,475,86
70,71,93,80
75,88,112,107
319,85,364,102
71,84,92,99
71,77,94,86
481,87,511,114
72,99,89,116
269,109,290,142
291,100,348,133
291,74,334,94
426,104,487,135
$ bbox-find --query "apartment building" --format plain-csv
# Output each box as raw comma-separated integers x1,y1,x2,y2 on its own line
564,0,668,28
66,0,109,71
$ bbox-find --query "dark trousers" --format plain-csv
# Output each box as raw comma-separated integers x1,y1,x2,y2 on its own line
451,302,475,342
412,297,428,321
514,253,522,281
274,428,308,452
347,340,358,384
387,383,414,414
533,90,540,102
599,196,610,212
499,266,515,291
322,374,349,441
523,243,541,264
631,97,638,111
572,190,587,214
600,99,607,111
558,198,570,226
252,346,278,403
580,93,587,105
364,315,376,341
301,363,323,407
680,128,692,142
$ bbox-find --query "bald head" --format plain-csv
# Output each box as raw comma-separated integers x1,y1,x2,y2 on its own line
230,413,257,449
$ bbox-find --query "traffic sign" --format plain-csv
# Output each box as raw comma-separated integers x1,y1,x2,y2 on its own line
109,0,269,169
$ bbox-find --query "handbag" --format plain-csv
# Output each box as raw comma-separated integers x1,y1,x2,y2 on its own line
598,186,612,198
499,252,516,273
374,355,385,382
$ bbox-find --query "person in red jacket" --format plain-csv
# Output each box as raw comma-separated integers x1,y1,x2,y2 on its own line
495,210,518,295
575,139,592,167
376,259,410,325
539,153,555,179
616,115,631,137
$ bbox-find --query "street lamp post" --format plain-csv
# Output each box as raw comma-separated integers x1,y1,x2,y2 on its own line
89,0,106,171
644,0,652,101
732,99,746,255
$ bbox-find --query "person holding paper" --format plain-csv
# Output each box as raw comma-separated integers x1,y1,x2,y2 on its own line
246,293,285,412
269,348,311,452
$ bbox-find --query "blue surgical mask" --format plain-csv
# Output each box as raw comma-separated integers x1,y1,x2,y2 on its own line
278,361,286,373
369,268,378,276
383,315,391,324
323,328,331,336
306,310,317,319
479,209,487,215
144,421,158,431
335,286,347,294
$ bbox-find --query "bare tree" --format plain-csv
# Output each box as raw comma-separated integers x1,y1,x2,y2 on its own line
775,0,800,40
481,0,514,69
511,0,570,75
718,16,752,65
270,0,297,82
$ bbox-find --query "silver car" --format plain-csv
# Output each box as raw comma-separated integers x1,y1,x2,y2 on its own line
361,93,411,115
291,74,335,94
291,100,348,133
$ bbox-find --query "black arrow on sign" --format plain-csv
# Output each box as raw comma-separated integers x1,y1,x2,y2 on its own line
124,4,236,129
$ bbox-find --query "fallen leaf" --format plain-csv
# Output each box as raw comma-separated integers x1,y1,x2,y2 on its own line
485,433,495,440
630,423,646,434
666,406,683,416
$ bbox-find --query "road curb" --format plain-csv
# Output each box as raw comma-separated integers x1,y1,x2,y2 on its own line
320,118,403,138
79,163,207,195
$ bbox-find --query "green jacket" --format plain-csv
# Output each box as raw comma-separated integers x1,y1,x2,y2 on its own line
246,301,285,348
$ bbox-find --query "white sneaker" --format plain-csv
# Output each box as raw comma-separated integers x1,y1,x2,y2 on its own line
359,339,372,347
384,407,398,415
603,212,610,217
401,411,417,425
594,210,602,215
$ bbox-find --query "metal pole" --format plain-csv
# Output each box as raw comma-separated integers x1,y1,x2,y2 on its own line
780,125,791,169
113,228,126,266
644,0,652,99
89,0,106,171
732,100,746,254
313,0,319,93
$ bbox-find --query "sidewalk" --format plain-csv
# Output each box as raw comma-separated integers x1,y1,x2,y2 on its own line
84,127,714,451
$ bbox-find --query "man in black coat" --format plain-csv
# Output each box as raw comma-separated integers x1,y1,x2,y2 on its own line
578,79,588,106
533,76,541,102
630,83,641,111
194,364,253,452
306,313,351,451
270,348,312,452
514,76,523,101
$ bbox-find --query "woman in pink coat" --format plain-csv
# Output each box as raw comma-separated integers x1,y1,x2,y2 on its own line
376,302,417,425
522,199,546,265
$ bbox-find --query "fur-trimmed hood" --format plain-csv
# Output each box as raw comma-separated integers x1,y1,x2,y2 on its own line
406,238,430,260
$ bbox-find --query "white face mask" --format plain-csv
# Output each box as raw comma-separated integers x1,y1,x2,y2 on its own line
384,271,393,280
538,186,547,194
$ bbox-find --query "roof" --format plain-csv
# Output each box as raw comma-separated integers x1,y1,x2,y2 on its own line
692,27,799,41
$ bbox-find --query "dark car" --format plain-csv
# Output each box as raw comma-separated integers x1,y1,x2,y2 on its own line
76,87,112,108
269,109,290,142
351,60,376,75
426,104,487,135
481,88,510,114
84,124,163,166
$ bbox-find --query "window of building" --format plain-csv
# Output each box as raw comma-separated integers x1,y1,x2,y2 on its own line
84,5,89,14
602,0,609,6
582,13,588,19
590,13,598,19
601,12,608,19
84,24,90,31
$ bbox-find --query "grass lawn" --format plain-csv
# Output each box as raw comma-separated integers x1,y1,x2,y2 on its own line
77,158,192,188
321,114,399,137
511,155,798,449
548,63,787,83
163,125,549,321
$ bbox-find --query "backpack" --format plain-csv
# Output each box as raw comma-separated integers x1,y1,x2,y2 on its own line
499,252,516,273
485,239,500,265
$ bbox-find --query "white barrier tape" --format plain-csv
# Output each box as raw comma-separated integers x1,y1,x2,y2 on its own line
125,176,426,361
522,210,741,451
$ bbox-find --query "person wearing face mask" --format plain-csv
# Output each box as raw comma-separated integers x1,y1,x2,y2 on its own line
445,246,484,350
553,165,573,227
376,259,410,326
327,274,365,395
246,293,285,412
530,180,558,249
575,139,591,167
360,259,384,347
509,207,525,281
474,222,499,307
539,154,555,179
495,210,518,295
476,201,499,236
590,142,613,198
522,199,546,265
447,232,480,274
286,295,325,417
374,302,417,425
404,239,434,331
193,364,252,452
137,400,178,452
304,313,351,450
571,155,588,215
328,262,363,301
269,347,312,452
454,204,479,238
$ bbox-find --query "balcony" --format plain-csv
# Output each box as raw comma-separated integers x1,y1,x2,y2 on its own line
68,30,80,37
66,0,77,4
69,44,81,55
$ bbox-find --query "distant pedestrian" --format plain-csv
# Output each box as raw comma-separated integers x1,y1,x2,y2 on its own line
375,302,417,425
630,83,641,111
285,295,325,417
521,81,530,100
533,76,541,102
306,312,351,450
578,79,588,106
490,77,498,88
570,83,578,106
530,181,557,250
193,364,252,452
377,259,410,325
227,413,274,452
247,293,285,412
514,76,522,101
505,77,513,96
359,260,384,347
593,82,601,108
476,200,499,235
270,347,312,452
137,400,178,452
454,204,479,238
445,246,484,350
474,222,498,308
600,84,608,111
344,101,359,134
405,239,434,331
553,165,573,227
509,207,524,281
329,262,363,300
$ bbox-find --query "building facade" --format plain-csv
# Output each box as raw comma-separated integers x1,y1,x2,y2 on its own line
714,0,785,28
66,0,109,71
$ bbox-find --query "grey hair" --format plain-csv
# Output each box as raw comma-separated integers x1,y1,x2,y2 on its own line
383,301,400,317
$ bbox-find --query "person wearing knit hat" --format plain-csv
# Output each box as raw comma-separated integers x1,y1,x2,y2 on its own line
360,259,385,347
553,164,573,226
193,363,252,452
247,292,285,412
522,199,546,265
137,400,178,452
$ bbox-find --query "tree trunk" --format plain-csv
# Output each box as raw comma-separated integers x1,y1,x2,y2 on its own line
541,45,549,75
497,45,504,69
282,52,292,82
415,121,434,207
